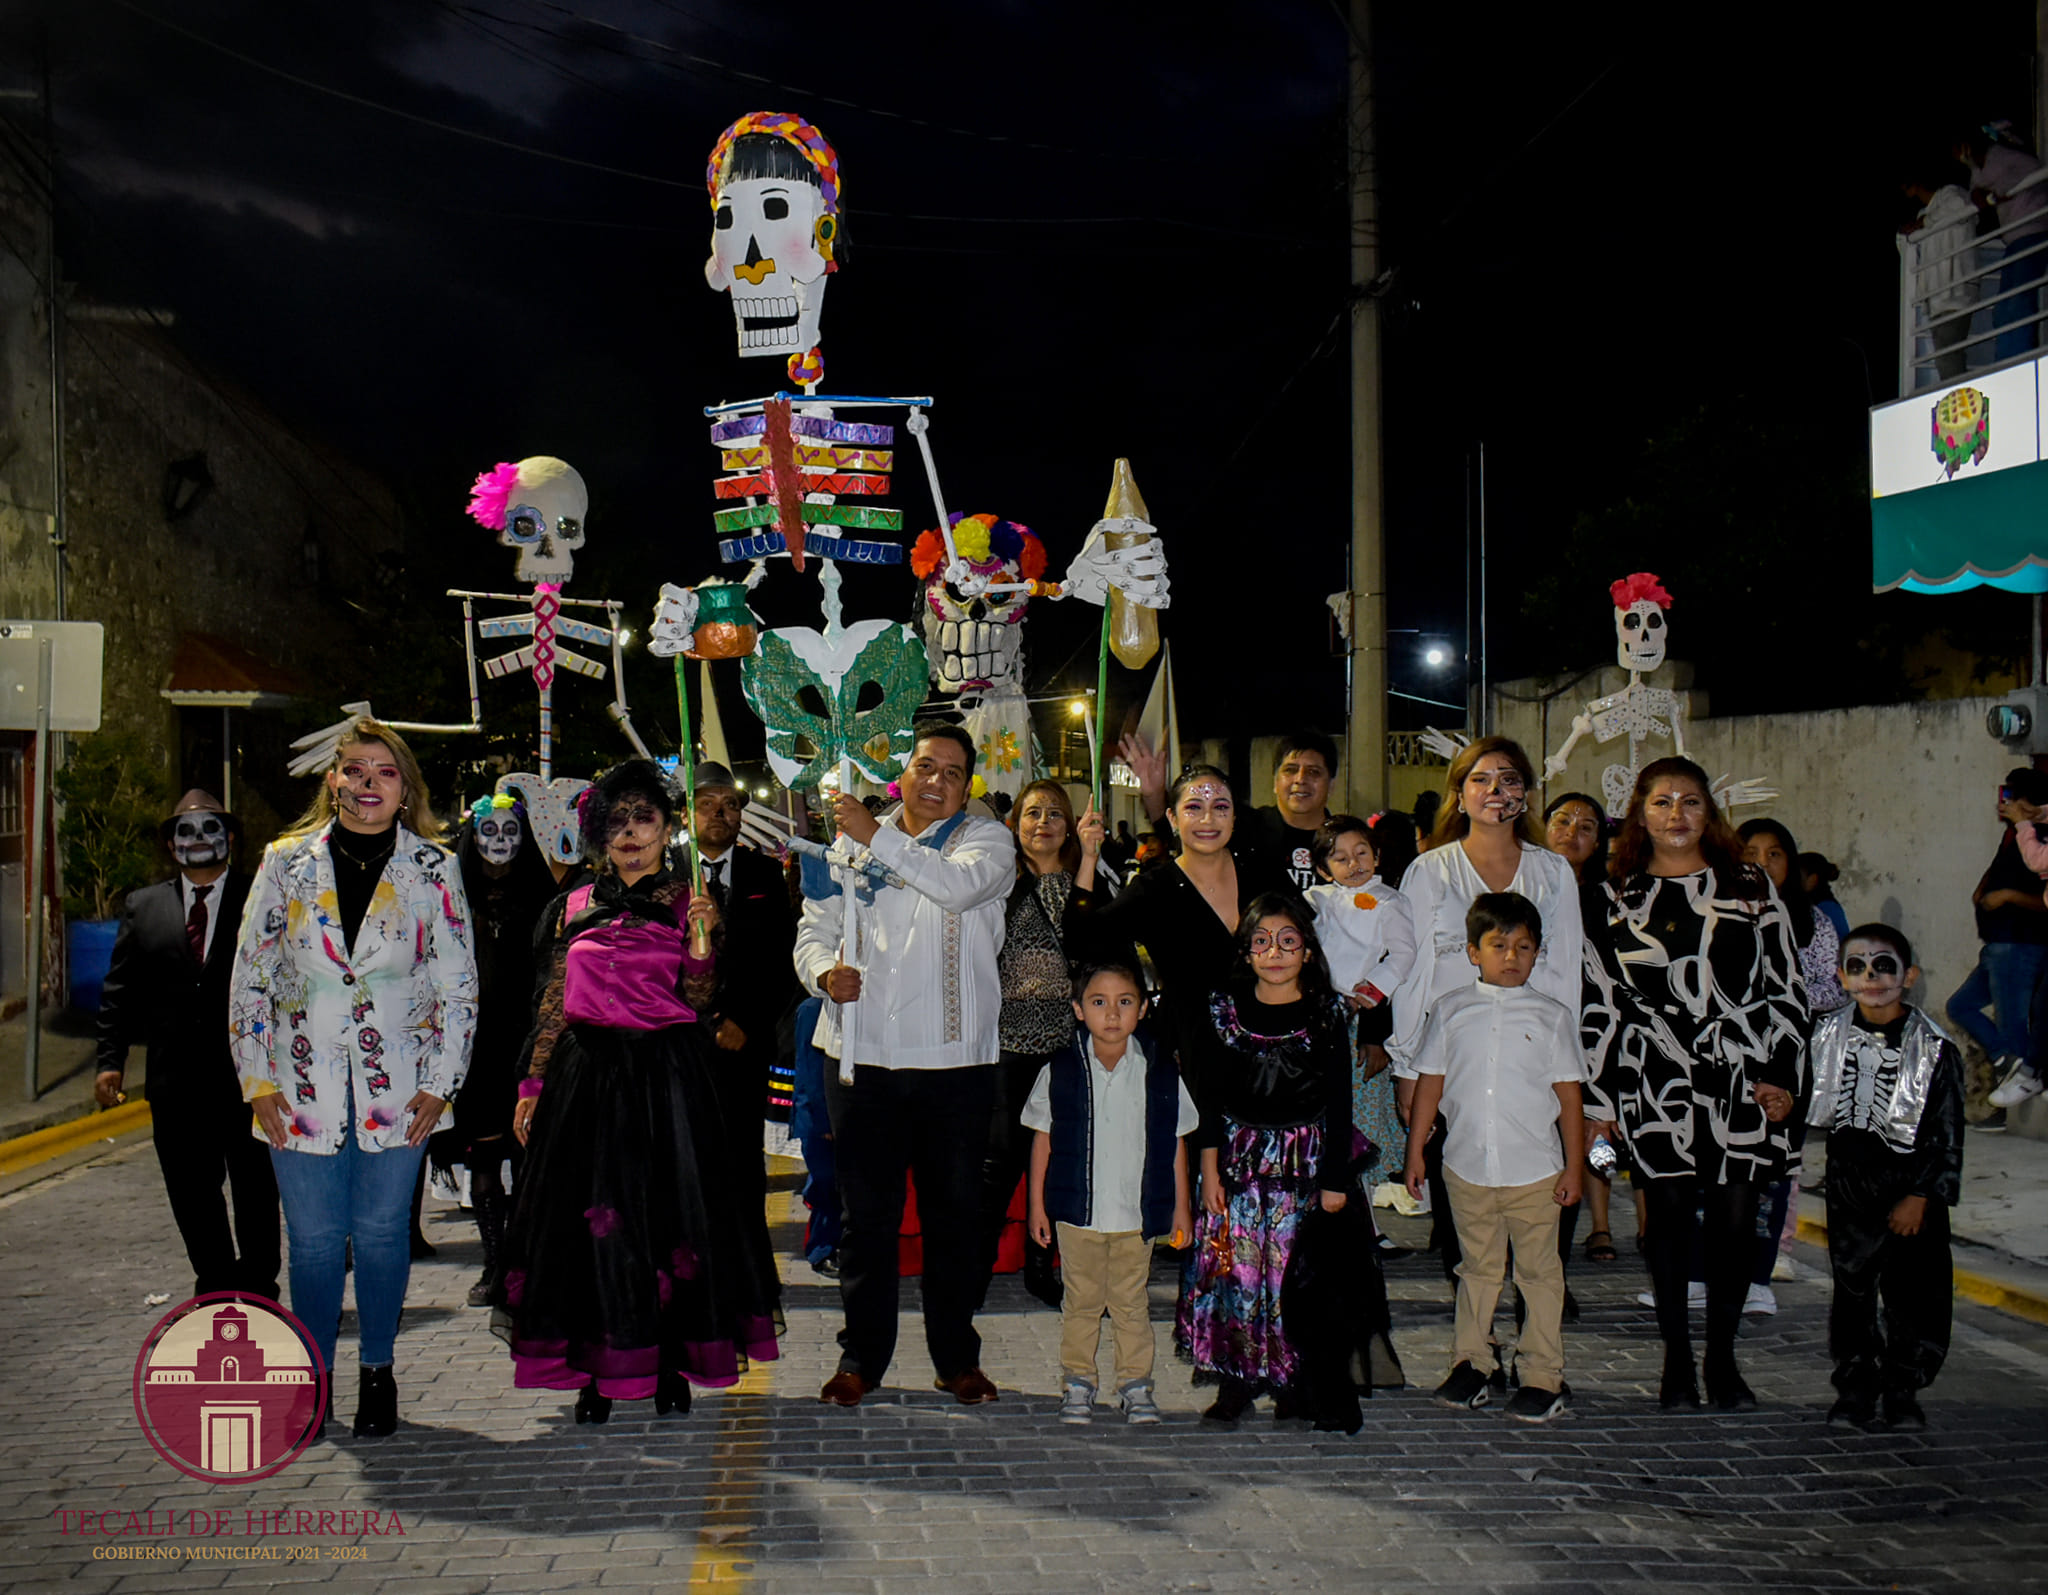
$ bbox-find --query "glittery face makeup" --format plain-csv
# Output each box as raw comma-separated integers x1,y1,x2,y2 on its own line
330,745,404,832
1171,781,1234,853
169,813,228,868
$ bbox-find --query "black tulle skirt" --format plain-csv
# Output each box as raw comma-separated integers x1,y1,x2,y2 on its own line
493,1021,782,1399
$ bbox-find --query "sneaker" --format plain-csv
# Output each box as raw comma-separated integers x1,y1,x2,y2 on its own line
1435,1362,1491,1409
1503,1383,1570,1423
1058,1379,1096,1424
1882,1389,1927,1431
1972,1109,2009,1133
1743,1284,1778,1316
1827,1390,1878,1429
1117,1380,1162,1425
1990,1053,2028,1091
1989,1068,2045,1109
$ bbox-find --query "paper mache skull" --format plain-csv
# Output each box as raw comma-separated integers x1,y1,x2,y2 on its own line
1610,571,1673,674
466,456,588,583
705,112,841,384
469,794,526,867
911,513,1045,695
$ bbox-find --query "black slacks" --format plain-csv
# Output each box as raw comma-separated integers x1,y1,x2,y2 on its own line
825,1061,997,1382
152,1102,282,1298
1827,1137,1953,1396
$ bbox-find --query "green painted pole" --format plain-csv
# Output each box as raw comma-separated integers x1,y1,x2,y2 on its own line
673,657,708,955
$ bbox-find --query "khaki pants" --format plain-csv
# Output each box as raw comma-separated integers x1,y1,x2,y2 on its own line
1055,1223,1156,1388
1443,1168,1567,1393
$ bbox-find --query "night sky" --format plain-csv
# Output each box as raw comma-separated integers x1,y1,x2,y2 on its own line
9,0,2041,772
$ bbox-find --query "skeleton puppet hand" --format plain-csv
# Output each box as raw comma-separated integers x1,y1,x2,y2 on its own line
1058,524,1170,609
647,584,700,658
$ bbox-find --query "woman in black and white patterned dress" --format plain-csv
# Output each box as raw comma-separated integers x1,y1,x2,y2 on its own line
1583,757,1810,1412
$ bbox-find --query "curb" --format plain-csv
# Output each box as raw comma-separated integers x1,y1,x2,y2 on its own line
0,1100,154,1178
1795,1213,2048,1328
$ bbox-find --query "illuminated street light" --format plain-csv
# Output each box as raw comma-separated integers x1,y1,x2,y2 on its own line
1069,699,1088,718
1424,646,1447,668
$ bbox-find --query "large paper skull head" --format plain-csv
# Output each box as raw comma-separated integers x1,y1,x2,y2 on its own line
465,456,588,584
910,514,1046,695
1608,571,1674,673
705,112,841,379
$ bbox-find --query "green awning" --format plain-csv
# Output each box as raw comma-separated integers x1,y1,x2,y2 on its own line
1872,456,2048,594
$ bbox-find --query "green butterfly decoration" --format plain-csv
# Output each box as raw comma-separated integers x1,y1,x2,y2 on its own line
741,619,931,790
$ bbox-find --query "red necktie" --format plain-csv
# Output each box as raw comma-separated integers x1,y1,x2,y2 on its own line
187,884,211,963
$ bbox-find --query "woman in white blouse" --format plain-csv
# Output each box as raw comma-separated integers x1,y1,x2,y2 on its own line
1388,738,1585,1282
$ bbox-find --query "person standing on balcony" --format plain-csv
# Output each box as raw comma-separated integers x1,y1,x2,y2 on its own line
1900,164,1982,382
1956,124,2048,362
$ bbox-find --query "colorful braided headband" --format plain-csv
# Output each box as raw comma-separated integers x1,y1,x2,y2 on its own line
706,111,842,218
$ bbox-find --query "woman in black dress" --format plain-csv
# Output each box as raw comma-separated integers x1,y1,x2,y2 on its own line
1583,757,1809,1411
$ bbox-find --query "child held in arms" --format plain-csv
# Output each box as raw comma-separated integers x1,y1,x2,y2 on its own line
1809,925,1965,1432
1025,964,1197,1427
1404,892,1585,1423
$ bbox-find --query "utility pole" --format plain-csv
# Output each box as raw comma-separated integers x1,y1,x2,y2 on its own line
1343,0,1388,814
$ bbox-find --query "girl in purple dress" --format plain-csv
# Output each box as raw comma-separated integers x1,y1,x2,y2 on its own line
496,761,781,1423
1176,893,1356,1424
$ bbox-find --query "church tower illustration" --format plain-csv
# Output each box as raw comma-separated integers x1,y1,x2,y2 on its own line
142,1301,317,1478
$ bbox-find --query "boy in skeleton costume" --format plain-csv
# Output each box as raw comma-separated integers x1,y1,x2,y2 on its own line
1808,925,1965,1432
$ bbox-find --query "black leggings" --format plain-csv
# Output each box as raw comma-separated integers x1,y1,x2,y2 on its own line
1639,1175,1762,1366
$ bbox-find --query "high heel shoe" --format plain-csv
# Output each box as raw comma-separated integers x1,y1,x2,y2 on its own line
1658,1351,1700,1411
575,1384,612,1425
1703,1355,1757,1412
352,1367,398,1438
655,1372,691,1417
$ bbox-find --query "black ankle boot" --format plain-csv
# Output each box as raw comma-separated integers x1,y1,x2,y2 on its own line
575,1384,612,1425
353,1367,398,1438
1703,1352,1756,1412
1658,1348,1700,1410
468,1175,506,1308
656,1372,691,1417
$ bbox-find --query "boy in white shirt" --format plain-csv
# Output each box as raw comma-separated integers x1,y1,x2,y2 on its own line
1024,964,1198,1426
1403,892,1585,1422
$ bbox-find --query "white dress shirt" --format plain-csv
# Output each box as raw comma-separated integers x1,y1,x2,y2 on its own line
793,811,1015,1071
1020,1034,1199,1235
1388,841,1583,1073
1411,976,1587,1188
179,873,224,963
1304,876,1418,997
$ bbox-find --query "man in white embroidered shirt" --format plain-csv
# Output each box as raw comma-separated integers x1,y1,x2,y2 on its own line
1403,891,1586,1423
796,723,1016,1408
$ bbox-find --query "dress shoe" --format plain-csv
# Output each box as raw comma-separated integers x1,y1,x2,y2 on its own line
934,1368,999,1405
1201,1379,1253,1425
574,1385,612,1425
1658,1350,1701,1411
819,1370,873,1407
352,1367,398,1438
1827,1390,1878,1429
656,1372,692,1417
1703,1355,1757,1412
1882,1389,1927,1431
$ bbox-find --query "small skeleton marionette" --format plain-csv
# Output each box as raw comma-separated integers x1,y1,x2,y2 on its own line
1540,572,1774,818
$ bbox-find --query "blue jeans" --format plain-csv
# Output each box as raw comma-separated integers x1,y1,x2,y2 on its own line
1993,231,2048,361
1945,941,2048,1062
271,1134,427,1378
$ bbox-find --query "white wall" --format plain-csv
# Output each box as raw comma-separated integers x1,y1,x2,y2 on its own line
1492,667,2036,1019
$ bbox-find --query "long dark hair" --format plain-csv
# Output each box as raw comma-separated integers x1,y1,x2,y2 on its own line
1228,891,1335,1005
577,759,677,869
1738,817,1816,946
1608,756,1753,891
1009,778,1082,878
1543,789,1610,883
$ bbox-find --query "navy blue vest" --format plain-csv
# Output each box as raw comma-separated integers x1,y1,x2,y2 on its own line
1040,1023,1184,1237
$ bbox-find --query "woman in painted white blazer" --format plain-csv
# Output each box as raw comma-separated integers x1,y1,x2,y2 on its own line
230,715,477,1440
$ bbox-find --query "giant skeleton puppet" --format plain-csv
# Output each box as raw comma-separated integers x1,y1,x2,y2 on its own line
1539,572,1774,818
286,458,652,867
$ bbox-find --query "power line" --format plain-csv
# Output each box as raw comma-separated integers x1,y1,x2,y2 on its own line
103,0,697,190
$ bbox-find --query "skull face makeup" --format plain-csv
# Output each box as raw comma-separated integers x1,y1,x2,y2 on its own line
909,514,1046,695
1840,936,1914,1014
470,796,527,867
170,813,229,869
466,456,588,583
1608,573,1674,674
705,117,841,371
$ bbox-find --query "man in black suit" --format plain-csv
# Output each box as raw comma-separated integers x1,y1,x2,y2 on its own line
96,790,280,1299
690,764,797,1211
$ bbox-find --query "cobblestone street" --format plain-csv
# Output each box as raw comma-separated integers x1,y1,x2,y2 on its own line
6,1134,2048,1594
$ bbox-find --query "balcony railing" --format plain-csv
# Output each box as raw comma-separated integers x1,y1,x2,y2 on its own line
1899,165,2048,397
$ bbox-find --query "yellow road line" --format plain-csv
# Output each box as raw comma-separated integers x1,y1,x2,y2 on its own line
1796,1214,2048,1327
0,1101,153,1177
